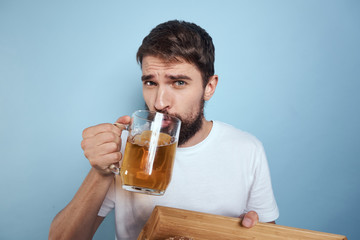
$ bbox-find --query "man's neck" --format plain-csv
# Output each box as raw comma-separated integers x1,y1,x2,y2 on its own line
179,119,213,148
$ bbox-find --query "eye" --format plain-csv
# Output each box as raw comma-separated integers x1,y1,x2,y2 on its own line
143,81,157,87
173,80,186,87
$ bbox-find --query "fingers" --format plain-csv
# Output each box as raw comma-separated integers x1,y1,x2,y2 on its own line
82,123,122,139
115,115,131,125
241,211,259,228
82,131,121,150
84,142,121,159
81,119,128,176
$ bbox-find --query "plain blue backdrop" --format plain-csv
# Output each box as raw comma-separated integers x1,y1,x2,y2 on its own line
1,0,359,239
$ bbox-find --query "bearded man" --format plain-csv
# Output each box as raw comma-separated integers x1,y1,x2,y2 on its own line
49,20,279,240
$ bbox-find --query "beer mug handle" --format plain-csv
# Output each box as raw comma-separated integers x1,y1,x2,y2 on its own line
109,123,130,175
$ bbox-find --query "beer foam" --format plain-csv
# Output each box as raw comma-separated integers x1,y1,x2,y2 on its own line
131,130,172,147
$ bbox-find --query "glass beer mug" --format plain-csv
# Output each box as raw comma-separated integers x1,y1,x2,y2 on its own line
113,110,181,196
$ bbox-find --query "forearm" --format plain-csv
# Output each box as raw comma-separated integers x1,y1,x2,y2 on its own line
49,168,114,240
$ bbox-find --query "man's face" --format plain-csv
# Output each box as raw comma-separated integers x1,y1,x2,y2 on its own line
141,56,206,145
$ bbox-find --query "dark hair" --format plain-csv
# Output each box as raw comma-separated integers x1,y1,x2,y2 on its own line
136,20,215,87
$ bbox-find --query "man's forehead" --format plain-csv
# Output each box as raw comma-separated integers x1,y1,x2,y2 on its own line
142,55,198,72
143,55,184,66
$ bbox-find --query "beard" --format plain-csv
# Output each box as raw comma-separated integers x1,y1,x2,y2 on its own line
175,100,204,146
146,99,205,146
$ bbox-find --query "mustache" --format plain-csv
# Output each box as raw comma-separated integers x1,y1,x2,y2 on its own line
153,108,182,122
144,105,172,116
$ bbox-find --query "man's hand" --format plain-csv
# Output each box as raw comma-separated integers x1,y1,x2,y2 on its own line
241,211,259,228
50,115,131,240
81,115,131,176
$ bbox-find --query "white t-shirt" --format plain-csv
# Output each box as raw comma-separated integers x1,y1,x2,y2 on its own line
99,121,279,240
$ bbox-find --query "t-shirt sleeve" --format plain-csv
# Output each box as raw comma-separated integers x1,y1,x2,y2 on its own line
245,143,279,222
98,178,116,217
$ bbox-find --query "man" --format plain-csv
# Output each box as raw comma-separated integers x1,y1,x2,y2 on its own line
49,20,279,240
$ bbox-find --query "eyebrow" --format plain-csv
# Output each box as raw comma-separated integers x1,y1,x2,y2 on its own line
168,74,192,80
141,75,153,81
141,74,192,81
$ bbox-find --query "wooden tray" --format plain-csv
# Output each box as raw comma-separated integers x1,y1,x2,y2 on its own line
138,206,347,240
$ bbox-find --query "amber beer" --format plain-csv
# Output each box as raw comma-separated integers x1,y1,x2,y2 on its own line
120,130,177,195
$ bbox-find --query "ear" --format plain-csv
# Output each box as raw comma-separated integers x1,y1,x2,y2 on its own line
204,75,218,101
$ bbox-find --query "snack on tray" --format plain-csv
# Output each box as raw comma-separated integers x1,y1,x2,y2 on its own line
165,236,193,240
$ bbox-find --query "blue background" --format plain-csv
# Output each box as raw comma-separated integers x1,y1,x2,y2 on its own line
1,0,359,239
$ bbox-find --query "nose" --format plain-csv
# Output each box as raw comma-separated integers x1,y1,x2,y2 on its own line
154,86,170,112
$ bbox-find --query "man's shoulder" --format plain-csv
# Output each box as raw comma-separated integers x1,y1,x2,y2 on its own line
213,121,264,149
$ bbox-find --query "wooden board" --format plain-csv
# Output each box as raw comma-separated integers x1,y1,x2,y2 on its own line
138,206,347,240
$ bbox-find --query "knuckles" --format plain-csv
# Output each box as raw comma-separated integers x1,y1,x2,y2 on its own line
103,132,118,143
80,139,88,150
109,152,122,162
81,123,123,169
101,123,116,133
82,123,115,138
82,127,91,139
107,142,119,152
